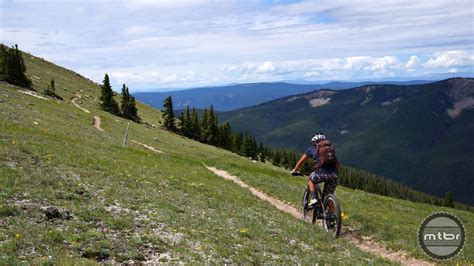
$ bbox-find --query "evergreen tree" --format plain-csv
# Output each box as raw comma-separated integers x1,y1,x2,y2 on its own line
206,105,218,145
99,74,120,115
242,133,253,158
120,84,140,123
181,106,191,137
250,135,258,160
44,78,63,100
0,45,6,80
179,111,185,132
2,44,31,87
232,133,243,154
190,107,201,140
162,96,176,131
281,150,290,169
120,84,130,117
218,122,232,149
258,142,264,156
48,79,55,93
272,150,281,166
200,108,209,143
128,95,140,123
444,192,454,208
289,151,298,169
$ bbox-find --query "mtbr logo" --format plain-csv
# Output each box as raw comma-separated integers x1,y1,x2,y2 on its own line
424,232,461,241
418,212,465,260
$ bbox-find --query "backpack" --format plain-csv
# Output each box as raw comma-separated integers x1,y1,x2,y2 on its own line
314,140,339,170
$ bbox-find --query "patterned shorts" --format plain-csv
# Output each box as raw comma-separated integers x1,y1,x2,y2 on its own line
309,172,338,197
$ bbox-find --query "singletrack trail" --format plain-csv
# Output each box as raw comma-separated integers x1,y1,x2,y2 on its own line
206,166,433,266
92,116,104,131
130,140,164,154
71,92,104,131
18,89,49,100
71,93,91,114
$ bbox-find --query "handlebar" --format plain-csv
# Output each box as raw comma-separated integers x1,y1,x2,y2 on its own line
291,171,304,176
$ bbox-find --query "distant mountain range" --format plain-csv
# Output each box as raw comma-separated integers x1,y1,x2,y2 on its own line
134,80,432,111
219,78,474,205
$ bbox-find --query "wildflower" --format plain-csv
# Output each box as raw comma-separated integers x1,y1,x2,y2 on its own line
238,228,248,233
341,212,349,220
15,233,21,239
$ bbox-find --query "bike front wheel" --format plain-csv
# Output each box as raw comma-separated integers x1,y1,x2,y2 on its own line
322,194,342,238
302,188,316,224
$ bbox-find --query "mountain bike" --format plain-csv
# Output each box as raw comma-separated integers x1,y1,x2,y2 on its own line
292,172,342,238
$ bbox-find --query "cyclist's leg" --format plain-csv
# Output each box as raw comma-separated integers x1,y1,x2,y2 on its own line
308,172,319,201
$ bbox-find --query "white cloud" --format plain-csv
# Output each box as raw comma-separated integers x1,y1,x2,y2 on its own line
303,71,320,78
124,0,209,10
448,68,459,73
424,51,474,69
367,56,400,71
344,56,372,71
222,55,403,81
406,56,422,69
256,61,277,73
3,0,472,89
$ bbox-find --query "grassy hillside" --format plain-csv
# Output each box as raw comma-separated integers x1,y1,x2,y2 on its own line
220,79,474,205
0,52,472,264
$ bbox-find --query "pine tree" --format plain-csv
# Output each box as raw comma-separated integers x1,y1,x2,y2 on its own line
119,84,140,123
242,133,253,158
200,108,209,143
444,192,454,208
162,96,176,131
178,107,192,136
218,122,231,149
0,45,6,80
128,95,140,123
190,107,201,140
3,44,31,87
281,150,290,169
272,150,281,166
206,105,218,145
250,135,258,160
99,74,120,115
180,106,191,137
289,151,298,169
179,111,186,135
43,78,63,100
120,84,130,117
232,133,243,154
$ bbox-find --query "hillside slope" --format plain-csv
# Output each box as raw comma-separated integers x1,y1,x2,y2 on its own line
220,79,474,205
1,52,472,264
134,80,430,111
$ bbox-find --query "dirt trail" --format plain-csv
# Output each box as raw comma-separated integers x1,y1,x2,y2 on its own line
71,93,91,113
130,140,164,154
206,166,433,266
18,89,49,100
93,116,104,131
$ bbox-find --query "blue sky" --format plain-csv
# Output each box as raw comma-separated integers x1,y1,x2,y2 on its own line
1,0,473,91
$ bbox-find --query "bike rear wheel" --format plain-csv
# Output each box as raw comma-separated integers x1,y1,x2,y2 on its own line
322,194,342,238
302,188,316,224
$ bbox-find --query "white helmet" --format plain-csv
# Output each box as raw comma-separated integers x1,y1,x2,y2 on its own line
311,132,326,144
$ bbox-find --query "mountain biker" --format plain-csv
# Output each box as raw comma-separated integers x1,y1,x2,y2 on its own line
291,132,339,207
